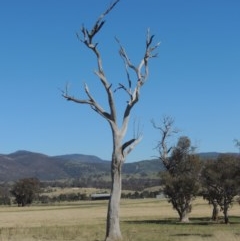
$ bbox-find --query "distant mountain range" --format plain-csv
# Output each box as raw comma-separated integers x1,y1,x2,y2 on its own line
0,150,235,182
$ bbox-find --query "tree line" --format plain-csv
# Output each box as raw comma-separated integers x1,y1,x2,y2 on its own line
0,178,160,205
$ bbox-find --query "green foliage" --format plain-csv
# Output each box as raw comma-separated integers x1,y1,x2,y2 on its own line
11,178,40,206
39,192,90,204
161,136,202,221
121,190,159,199
201,154,240,223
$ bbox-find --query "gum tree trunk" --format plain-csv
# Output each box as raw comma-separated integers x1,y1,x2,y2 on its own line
179,210,189,223
175,200,190,223
106,150,123,241
212,201,219,221
223,204,229,224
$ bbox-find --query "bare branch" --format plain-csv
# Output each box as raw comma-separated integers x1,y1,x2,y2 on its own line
116,37,138,73
117,30,159,138
133,117,143,139
78,0,120,46
62,82,112,121
138,29,160,83
115,31,160,123
123,136,143,158
114,83,132,99
121,118,143,159
152,116,179,168
65,1,121,123
78,1,119,122
233,139,240,153
62,92,90,105
122,138,136,153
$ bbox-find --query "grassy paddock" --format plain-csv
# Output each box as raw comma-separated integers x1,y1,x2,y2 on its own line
0,198,240,240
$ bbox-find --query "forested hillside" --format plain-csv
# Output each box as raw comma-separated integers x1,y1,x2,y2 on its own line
0,150,228,183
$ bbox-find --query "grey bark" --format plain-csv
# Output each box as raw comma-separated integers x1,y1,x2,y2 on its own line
106,150,123,241
179,210,189,223
174,199,191,223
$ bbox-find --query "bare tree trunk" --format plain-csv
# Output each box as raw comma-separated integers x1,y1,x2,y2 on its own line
223,204,229,224
105,150,123,241
175,202,190,223
179,209,190,223
212,201,219,221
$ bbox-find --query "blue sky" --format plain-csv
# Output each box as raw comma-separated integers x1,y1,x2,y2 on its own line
0,0,239,162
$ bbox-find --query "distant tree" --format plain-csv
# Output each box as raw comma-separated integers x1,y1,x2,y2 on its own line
11,178,40,206
153,117,201,222
62,1,159,240
201,154,240,224
0,183,11,205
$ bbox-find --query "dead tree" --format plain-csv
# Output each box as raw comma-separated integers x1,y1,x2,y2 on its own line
152,116,178,169
62,1,160,240
234,139,240,154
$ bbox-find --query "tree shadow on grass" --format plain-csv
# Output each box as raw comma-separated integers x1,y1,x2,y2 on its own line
124,216,240,226
124,218,214,239
125,217,209,226
171,233,213,238
191,216,240,225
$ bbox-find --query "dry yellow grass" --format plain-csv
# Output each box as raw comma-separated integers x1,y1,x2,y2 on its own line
42,187,110,197
0,202,107,228
0,198,239,240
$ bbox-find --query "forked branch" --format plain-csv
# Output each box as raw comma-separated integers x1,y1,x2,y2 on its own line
120,31,160,136
152,116,179,168
63,0,120,123
121,118,143,159
78,0,120,47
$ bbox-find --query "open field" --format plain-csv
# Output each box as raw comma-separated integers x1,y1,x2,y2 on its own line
42,187,111,197
0,198,240,241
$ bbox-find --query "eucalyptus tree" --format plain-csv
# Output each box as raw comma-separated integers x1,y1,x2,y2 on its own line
201,154,240,224
11,178,40,207
153,117,201,222
161,136,201,222
62,1,159,240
